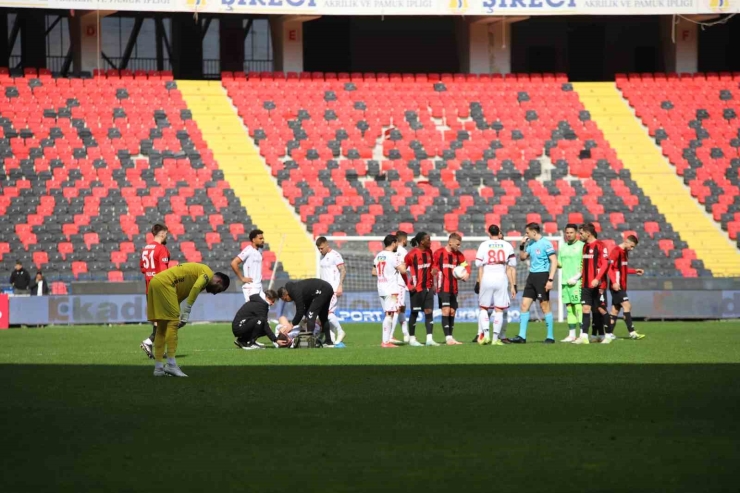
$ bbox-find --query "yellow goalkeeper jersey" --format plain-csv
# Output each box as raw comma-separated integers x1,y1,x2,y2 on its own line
153,262,214,306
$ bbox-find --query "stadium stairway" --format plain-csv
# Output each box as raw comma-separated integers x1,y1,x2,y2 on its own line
178,80,316,278
574,82,740,277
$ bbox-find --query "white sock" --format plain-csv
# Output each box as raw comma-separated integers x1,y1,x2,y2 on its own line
492,311,504,341
155,361,164,369
144,338,152,345
382,314,393,343
410,335,417,343
166,357,176,366
426,333,434,342
445,335,453,341
500,310,507,339
391,312,399,338
399,312,408,336
328,313,343,338
568,328,576,338
478,308,490,336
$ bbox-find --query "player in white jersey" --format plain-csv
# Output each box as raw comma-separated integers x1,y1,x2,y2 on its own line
315,236,347,346
391,230,410,343
474,225,517,345
372,234,407,348
230,229,266,301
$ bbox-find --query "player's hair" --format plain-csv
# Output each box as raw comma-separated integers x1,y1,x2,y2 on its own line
151,223,168,236
264,289,278,302
487,224,500,237
395,230,408,239
626,235,639,245
449,233,462,242
249,229,264,241
315,236,328,247
212,272,231,290
525,222,540,234
580,223,598,237
277,286,288,299
410,231,429,248
564,223,579,231
383,234,397,247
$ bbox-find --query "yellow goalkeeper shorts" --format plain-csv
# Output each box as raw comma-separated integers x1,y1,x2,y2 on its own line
147,277,180,321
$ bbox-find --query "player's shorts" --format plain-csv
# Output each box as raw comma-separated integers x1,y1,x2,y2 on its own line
396,287,409,307
610,289,629,307
523,272,550,302
561,284,581,305
478,275,510,310
438,292,459,310
379,294,399,313
146,277,180,321
410,289,434,311
242,284,265,302
582,287,607,310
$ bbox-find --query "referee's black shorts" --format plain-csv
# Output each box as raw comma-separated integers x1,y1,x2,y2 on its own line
523,272,550,302
411,289,434,311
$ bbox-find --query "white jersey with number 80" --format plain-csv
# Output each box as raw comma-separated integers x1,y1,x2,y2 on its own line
475,240,516,277
475,239,516,310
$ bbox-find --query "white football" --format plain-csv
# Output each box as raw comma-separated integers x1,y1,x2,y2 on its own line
453,265,468,279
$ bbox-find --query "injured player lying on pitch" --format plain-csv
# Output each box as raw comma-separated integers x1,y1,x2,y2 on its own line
272,316,331,349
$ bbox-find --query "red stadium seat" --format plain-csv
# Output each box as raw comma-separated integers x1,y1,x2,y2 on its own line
108,271,124,282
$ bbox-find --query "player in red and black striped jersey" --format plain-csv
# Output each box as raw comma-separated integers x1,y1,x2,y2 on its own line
404,232,437,346
605,235,646,341
432,233,469,345
573,223,610,345
140,224,171,359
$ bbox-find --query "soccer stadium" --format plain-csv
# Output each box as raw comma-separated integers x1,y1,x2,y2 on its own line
0,2,738,492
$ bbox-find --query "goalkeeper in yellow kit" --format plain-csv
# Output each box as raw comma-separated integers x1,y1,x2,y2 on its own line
147,263,230,377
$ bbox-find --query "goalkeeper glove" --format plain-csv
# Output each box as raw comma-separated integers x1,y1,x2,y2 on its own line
179,303,192,328
567,275,579,286
474,281,480,294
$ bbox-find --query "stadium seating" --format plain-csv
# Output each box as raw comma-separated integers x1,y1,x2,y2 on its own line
0,70,284,283
618,72,740,254
223,71,707,277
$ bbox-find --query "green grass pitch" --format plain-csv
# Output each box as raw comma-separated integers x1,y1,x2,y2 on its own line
1,321,739,493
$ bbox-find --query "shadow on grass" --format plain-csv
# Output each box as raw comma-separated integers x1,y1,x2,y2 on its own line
1,363,738,493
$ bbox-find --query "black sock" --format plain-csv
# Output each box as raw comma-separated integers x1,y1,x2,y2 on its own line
449,315,455,335
624,312,634,332
608,315,617,334
425,312,434,335
594,310,605,336
582,312,591,335
409,311,418,336
441,316,451,337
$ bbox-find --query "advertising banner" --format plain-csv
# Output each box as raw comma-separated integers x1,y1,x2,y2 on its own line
15,0,734,16
6,289,740,325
